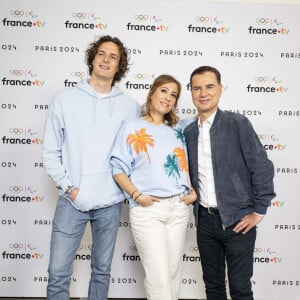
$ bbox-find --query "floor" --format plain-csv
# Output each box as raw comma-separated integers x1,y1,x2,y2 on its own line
0,298,202,300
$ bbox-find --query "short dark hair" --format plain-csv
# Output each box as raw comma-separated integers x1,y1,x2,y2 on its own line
85,35,129,86
190,66,221,86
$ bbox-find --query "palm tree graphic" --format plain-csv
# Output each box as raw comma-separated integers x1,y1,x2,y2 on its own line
174,127,186,145
173,147,188,173
127,128,154,164
164,153,180,179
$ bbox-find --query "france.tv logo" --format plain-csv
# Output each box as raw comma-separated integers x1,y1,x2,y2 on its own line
2,69,45,87
126,14,169,32
254,246,283,264
2,242,44,260
248,17,289,35
2,10,45,28
2,128,43,145
246,76,288,93
188,16,229,34
2,185,45,203
258,133,286,151
64,12,108,29
125,72,154,90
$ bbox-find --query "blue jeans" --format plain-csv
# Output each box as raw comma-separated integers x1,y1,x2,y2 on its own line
197,205,256,300
47,196,122,300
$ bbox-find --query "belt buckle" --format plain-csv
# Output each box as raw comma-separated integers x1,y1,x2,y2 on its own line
208,207,218,214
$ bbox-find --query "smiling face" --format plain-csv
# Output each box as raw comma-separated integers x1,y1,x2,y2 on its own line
191,71,222,121
149,82,179,121
91,41,120,83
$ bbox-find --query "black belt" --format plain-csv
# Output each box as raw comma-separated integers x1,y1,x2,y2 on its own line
200,205,219,215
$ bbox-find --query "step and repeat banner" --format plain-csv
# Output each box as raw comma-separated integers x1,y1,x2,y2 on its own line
0,0,299,299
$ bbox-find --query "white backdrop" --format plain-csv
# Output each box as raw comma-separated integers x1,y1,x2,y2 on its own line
0,0,299,299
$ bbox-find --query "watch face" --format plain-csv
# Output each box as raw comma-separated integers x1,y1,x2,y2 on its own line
66,185,74,195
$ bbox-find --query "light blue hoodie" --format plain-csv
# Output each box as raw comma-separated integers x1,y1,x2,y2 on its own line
42,79,140,211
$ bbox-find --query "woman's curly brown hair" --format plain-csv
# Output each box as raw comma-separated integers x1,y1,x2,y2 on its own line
85,35,129,86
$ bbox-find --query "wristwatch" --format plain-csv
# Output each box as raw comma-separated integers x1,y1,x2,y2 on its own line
65,185,75,196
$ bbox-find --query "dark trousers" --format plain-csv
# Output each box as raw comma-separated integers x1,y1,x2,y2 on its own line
197,205,256,300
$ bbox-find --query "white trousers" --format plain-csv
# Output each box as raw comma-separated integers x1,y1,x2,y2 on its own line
130,194,190,300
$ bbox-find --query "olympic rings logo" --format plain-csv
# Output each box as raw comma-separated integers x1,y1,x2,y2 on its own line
9,69,23,76
9,186,24,192
71,72,86,78
194,16,223,24
195,16,210,23
254,77,268,83
8,243,36,250
189,246,199,252
256,18,270,25
134,15,149,21
254,247,275,254
9,243,25,250
9,10,38,18
258,134,279,141
133,15,162,22
72,12,87,19
9,128,24,134
8,128,37,135
132,73,151,80
10,10,24,17
8,186,36,193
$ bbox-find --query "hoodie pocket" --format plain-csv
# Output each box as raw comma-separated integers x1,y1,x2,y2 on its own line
72,171,122,211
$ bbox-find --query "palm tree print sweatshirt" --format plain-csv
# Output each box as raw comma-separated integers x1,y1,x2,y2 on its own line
110,119,191,208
